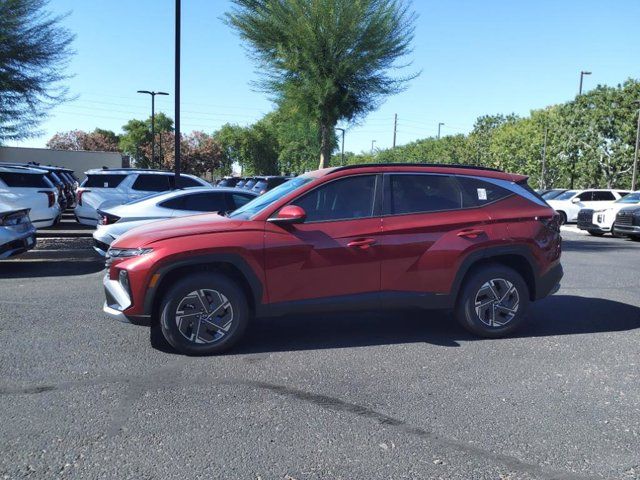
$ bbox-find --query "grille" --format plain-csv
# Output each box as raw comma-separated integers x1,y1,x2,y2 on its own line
577,209,594,228
615,212,633,226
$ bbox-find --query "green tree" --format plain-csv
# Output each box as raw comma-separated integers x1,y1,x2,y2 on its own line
0,0,74,143
226,0,417,169
214,122,279,175
46,128,120,152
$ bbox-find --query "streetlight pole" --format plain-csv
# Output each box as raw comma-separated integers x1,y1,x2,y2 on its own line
174,0,181,184
371,140,376,155
137,90,169,168
540,126,548,190
335,128,345,164
578,70,591,95
437,122,444,139
632,101,640,191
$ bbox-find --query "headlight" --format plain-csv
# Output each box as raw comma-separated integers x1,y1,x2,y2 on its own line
107,247,153,258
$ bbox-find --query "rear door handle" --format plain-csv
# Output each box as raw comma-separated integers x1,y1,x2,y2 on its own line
457,229,484,239
347,238,376,249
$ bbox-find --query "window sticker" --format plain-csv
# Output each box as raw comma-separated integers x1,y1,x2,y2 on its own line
104,182,109,188
477,188,487,201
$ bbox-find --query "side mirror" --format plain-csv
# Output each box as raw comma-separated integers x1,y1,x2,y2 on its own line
571,197,581,204
267,205,306,224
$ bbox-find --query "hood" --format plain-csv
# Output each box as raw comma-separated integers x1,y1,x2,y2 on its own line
112,213,247,248
598,202,640,214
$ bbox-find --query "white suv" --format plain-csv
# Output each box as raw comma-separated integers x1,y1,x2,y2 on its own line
577,191,640,236
0,166,61,229
74,169,210,226
546,189,630,224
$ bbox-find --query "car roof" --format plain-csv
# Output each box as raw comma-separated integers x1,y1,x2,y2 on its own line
309,163,527,183
0,165,48,174
84,168,194,175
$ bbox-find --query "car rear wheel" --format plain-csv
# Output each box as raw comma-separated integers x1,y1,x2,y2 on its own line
455,264,530,338
159,273,249,355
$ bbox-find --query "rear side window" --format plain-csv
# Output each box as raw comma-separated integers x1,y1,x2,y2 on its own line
592,191,615,201
132,174,170,192
456,176,513,207
252,180,267,191
162,192,227,212
0,172,51,188
171,176,202,188
387,174,463,215
84,174,127,188
292,175,376,222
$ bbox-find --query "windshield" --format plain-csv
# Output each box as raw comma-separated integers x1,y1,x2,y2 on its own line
616,192,640,204
542,190,565,199
229,176,313,219
553,190,578,201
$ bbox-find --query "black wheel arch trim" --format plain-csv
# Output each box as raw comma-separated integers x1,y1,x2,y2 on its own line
450,244,543,302
142,253,264,317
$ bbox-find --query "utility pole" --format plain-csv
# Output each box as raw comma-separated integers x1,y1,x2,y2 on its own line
335,128,345,164
393,114,397,148
371,140,376,155
174,0,181,185
137,90,169,168
578,70,591,95
632,101,640,191
437,122,444,139
540,126,548,190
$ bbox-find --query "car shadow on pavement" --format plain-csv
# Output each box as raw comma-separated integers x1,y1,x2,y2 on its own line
562,237,640,251
0,260,104,278
179,294,639,355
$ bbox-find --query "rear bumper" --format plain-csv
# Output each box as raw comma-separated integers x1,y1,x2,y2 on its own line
535,263,563,300
0,229,37,259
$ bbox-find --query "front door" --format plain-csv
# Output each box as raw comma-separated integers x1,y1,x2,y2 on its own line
264,174,382,305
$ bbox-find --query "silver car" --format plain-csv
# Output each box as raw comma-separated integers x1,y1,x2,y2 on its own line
0,197,37,259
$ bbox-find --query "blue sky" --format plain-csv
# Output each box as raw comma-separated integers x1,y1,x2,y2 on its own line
14,0,640,154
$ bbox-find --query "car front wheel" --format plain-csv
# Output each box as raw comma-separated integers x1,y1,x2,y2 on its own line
455,264,530,338
159,272,249,355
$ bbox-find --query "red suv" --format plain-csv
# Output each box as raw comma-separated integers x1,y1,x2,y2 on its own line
103,164,563,355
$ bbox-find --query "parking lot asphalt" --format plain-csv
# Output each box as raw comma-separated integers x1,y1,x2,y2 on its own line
0,229,639,480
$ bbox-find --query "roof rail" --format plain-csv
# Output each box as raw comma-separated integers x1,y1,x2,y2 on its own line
331,162,503,173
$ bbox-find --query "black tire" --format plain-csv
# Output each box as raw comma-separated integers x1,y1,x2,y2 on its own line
587,230,605,237
454,264,530,338
630,235,640,242
159,272,249,355
557,211,567,225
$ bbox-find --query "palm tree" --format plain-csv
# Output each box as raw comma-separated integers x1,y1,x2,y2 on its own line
226,0,417,168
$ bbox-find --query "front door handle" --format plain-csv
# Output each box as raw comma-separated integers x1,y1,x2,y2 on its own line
347,238,376,249
457,229,484,239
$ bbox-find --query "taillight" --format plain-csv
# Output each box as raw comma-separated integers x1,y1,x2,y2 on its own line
77,189,90,206
38,190,55,208
98,211,120,225
538,214,561,233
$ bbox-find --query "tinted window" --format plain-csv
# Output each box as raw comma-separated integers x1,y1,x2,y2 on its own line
0,172,50,188
228,193,255,209
592,191,615,201
617,193,640,204
180,192,227,212
252,180,267,192
554,190,578,200
46,172,63,186
159,196,186,210
243,179,257,189
292,175,376,222
577,191,593,201
132,174,170,192
172,176,202,188
457,176,512,207
388,174,463,214
84,174,127,188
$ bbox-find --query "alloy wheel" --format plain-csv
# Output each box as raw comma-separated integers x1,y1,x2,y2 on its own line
473,278,520,327
175,289,234,344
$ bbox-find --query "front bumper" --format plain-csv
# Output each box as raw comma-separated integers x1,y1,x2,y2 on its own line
102,273,151,326
614,224,640,235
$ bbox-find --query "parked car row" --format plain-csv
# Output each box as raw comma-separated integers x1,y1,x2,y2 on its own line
216,175,291,194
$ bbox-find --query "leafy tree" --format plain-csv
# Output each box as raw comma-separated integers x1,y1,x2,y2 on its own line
213,121,279,175
119,113,174,168
226,0,417,169
46,128,120,152
0,0,74,143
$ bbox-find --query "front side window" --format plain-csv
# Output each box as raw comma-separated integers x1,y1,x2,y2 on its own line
132,174,170,192
292,175,376,222
387,174,463,215
577,191,594,201
229,176,312,220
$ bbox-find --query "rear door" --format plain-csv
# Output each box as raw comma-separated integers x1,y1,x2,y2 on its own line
378,173,493,297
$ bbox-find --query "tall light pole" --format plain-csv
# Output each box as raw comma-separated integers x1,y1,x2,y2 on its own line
137,90,169,168
335,128,345,164
437,122,444,139
371,140,376,155
540,126,548,190
578,70,591,95
632,101,640,191
174,0,181,184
